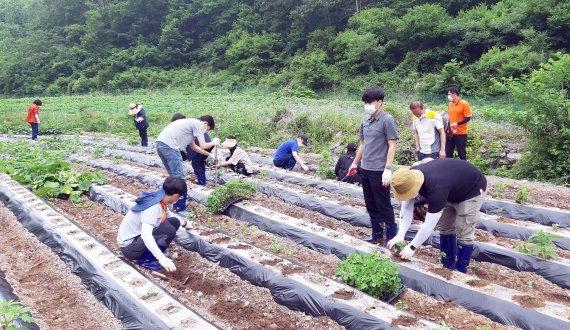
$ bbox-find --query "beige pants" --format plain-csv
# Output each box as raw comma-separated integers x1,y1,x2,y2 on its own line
435,190,486,244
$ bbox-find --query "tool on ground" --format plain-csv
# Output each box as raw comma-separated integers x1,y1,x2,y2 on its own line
151,271,190,285
214,127,219,186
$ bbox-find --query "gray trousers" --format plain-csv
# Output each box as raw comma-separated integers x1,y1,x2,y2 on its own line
435,191,486,244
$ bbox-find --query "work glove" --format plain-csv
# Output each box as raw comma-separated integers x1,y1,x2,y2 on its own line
158,257,176,272
382,168,392,187
212,137,220,146
347,164,358,176
301,164,309,172
399,245,415,260
386,235,405,250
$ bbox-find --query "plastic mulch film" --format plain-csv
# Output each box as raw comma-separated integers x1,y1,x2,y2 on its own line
477,218,570,250
0,271,40,330
481,199,570,228
0,184,168,330
405,228,570,289
88,180,395,330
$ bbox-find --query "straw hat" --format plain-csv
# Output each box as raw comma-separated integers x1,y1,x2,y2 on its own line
128,103,142,115
392,168,425,201
221,136,237,148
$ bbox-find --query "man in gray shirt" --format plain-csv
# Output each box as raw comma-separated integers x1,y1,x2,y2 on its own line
347,86,399,244
156,115,220,212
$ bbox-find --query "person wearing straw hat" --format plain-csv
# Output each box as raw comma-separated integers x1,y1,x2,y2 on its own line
387,158,487,273
217,135,255,176
128,103,149,147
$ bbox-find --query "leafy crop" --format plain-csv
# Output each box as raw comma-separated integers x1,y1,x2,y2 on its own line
0,300,35,330
316,150,336,180
0,142,107,204
206,180,256,214
516,230,562,260
336,252,401,299
515,186,530,204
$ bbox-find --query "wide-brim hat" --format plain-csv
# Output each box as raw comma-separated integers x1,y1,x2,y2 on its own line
222,137,237,149
128,103,141,115
392,168,424,201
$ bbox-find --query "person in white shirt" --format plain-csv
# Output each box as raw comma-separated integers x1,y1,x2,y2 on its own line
410,101,446,160
117,177,188,272
217,135,255,176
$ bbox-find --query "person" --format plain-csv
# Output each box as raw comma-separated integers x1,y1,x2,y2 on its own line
334,143,361,184
26,99,42,141
185,132,213,185
347,86,399,243
410,101,446,160
217,135,255,176
128,103,149,147
387,159,487,273
446,87,471,160
117,177,188,271
156,116,220,212
273,134,310,172
171,112,186,122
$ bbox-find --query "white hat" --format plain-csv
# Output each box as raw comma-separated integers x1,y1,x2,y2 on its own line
128,103,141,115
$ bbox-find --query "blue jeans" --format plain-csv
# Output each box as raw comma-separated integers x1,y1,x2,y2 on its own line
156,142,185,178
30,123,39,140
273,154,296,170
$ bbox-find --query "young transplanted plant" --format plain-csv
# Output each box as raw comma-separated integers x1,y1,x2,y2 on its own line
516,230,562,260
0,300,35,330
205,180,256,214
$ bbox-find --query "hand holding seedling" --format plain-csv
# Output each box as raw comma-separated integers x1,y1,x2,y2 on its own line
386,235,405,250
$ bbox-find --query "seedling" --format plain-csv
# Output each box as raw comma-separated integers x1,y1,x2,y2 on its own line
284,246,295,259
336,252,401,298
525,280,535,299
0,300,35,330
395,300,409,311
516,230,561,260
476,326,493,330
515,186,530,204
271,238,283,253
436,251,446,269
259,169,267,178
552,224,560,232
207,216,214,228
492,181,508,199
439,321,451,330
217,222,227,231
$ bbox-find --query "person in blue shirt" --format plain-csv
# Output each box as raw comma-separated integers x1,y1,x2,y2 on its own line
273,134,310,172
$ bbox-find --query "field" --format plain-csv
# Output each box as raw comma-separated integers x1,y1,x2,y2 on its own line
0,131,569,329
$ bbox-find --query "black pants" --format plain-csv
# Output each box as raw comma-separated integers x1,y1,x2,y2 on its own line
120,217,180,260
273,154,296,170
191,155,207,185
225,156,251,176
446,134,467,160
138,127,148,147
360,168,395,225
416,151,438,160
30,123,39,140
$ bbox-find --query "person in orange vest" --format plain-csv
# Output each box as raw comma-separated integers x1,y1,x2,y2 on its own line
446,87,471,160
25,100,42,141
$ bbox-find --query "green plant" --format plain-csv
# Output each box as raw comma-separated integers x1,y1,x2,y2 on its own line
439,321,451,330
395,300,409,311
552,224,560,232
515,186,530,204
436,251,446,268
0,300,35,330
525,281,535,299
271,238,283,253
316,150,336,180
476,326,493,330
207,216,214,229
259,169,267,178
516,230,562,260
205,180,256,214
336,252,401,298
492,182,508,199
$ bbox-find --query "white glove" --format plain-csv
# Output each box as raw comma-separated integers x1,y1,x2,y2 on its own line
386,235,405,250
382,168,392,186
158,257,176,272
301,164,309,172
400,245,416,260
212,137,220,146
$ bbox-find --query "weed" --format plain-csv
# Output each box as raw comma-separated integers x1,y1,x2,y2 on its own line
0,300,35,330
492,182,508,199
516,230,561,260
284,246,295,259
515,186,530,204
336,252,401,298
316,150,336,180
207,216,213,229
217,222,227,232
395,300,409,311
552,224,560,232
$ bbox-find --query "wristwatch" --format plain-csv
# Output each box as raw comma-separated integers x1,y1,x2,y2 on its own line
385,165,392,170
409,245,416,251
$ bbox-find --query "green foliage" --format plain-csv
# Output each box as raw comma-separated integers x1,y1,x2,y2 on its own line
316,150,336,180
0,300,35,330
516,230,562,260
515,186,530,204
0,141,106,205
205,180,256,214
336,252,401,299
491,182,508,199
394,300,409,311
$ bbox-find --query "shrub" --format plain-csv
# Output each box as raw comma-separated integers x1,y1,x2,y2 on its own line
336,252,401,299
206,180,257,214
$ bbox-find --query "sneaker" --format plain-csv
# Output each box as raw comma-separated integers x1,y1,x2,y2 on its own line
138,260,164,271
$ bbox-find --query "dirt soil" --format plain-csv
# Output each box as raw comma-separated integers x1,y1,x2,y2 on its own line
0,205,123,330
50,197,342,330
485,175,570,210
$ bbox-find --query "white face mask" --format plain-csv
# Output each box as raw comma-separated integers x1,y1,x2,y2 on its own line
447,95,453,102
364,104,376,115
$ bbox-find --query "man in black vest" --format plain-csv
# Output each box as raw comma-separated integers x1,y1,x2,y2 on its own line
335,143,362,184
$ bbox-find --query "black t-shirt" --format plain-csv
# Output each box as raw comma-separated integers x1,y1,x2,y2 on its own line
335,153,361,184
413,159,486,213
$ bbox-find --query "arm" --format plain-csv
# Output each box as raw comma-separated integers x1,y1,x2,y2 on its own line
385,139,397,168
409,212,442,249
140,224,166,261
221,150,241,167
292,151,308,171
456,117,471,125
196,135,217,150
414,131,420,152
190,141,211,156
387,199,414,249
438,127,446,158
352,140,364,166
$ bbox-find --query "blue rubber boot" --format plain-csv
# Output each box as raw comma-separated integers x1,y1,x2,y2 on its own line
364,220,383,243
196,172,207,185
439,234,457,269
174,193,187,212
136,249,163,271
455,243,474,273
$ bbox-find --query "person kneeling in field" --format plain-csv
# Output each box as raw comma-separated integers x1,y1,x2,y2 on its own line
117,177,188,272
387,159,487,273
216,135,255,176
